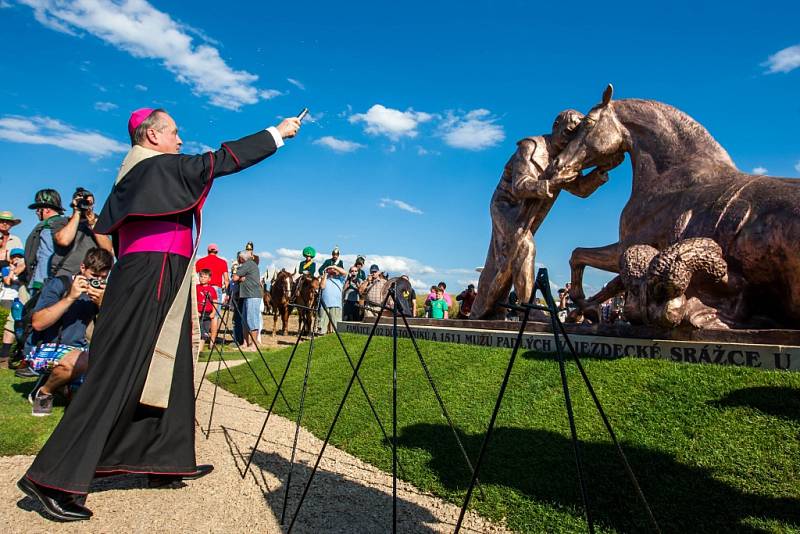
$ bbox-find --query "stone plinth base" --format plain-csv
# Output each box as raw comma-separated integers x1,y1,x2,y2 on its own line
338,318,798,371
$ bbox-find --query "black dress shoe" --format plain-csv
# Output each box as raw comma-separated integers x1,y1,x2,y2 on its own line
148,464,214,488
17,476,92,522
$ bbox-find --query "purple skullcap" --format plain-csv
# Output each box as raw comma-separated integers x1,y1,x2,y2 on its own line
128,108,155,138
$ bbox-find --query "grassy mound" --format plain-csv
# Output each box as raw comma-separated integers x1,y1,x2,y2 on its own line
215,333,800,533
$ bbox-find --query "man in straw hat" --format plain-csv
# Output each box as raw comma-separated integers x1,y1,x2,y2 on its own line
17,107,301,521
0,210,23,262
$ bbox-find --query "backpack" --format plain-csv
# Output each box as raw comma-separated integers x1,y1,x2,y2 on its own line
10,275,72,367
23,217,68,283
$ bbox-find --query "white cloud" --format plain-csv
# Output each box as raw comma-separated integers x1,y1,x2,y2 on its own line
795,160,800,174
439,109,505,150
313,136,365,153
305,111,324,123
287,78,305,90
378,198,423,215
94,101,118,112
416,145,440,156
349,104,433,140
752,166,768,175
275,247,302,258
0,114,128,158
18,0,280,110
763,44,800,74
361,254,436,277
0,1,12,7
182,140,214,154
259,89,282,100
134,83,148,91
258,251,274,259
337,104,353,118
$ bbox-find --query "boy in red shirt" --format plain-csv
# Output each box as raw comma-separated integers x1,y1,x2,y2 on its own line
196,269,218,353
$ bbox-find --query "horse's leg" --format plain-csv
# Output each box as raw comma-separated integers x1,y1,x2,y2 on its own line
272,311,277,338
569,242,621,304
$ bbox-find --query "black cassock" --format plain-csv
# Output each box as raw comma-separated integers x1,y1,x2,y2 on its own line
26,129,277,494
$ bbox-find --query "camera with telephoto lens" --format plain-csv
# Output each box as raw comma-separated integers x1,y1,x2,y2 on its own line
88,278,105,289
73,187,93,212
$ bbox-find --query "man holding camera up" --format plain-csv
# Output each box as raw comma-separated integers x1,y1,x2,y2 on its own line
358,264,388,318
27,248,112,416
52,188,113,277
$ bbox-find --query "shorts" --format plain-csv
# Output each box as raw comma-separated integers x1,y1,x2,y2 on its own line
320,306,341,334
243,297,262,332
26,343,87,374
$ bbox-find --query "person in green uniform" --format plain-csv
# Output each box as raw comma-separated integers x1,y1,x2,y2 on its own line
318,246,344,275
298,246,316,275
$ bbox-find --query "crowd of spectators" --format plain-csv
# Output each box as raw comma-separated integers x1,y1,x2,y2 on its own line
1,188,112,416
1,188,488,417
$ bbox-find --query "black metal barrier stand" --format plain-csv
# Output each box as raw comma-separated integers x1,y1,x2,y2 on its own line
453,268,660,534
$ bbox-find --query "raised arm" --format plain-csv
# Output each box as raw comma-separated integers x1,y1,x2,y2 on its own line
561,168,609,198
177,118,301,184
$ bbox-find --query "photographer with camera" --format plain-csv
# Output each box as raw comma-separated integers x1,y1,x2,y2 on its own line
342,266,363,321
25,247,112,417
358,264,388,318
52,187,113,277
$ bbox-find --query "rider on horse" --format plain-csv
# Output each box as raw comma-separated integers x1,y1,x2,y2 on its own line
298,246,317,276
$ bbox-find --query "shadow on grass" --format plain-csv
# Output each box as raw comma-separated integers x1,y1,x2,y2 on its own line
395,423,800,533
712,386,800,422
11,379,37,398
11,377,69,407
245,449,441,533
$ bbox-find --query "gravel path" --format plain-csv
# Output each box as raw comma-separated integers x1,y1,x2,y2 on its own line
1,359,510,533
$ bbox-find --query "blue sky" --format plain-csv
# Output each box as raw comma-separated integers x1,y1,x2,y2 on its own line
0,0,798,294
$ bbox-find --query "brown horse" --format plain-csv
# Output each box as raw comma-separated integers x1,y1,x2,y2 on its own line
270,269,293,336
261,280,273,316
546,85,800,327
293,274,320,337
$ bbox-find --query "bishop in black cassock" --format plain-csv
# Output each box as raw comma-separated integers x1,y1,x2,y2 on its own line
17,108,301,522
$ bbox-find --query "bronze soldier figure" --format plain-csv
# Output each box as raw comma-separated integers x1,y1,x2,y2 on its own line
471,110,611,319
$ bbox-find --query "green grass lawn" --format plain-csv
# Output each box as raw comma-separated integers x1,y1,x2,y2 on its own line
0,369,64,456
214,333,800,533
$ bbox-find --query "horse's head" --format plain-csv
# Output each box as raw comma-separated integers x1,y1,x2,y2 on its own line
272,270,293,300
548,84,627,181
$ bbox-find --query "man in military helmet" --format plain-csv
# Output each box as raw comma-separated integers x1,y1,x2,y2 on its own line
318,246,344,276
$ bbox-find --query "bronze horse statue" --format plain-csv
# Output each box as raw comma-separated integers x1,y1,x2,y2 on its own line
270,269,293,336
545,85,800,328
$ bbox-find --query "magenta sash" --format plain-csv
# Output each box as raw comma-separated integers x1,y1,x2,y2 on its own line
118,220,193,258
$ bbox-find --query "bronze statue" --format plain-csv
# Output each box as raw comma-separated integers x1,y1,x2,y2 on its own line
471,110,612,319
619,238,736,329
546,85,800,329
